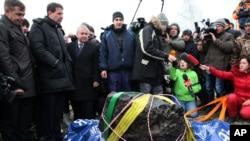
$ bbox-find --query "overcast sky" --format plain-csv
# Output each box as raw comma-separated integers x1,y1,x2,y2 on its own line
0,0,239,40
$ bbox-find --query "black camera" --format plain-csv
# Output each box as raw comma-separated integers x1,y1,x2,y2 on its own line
129,17,147,34
0,73,27,103
203,23,216,41
0,73,17,103
194,19,216,41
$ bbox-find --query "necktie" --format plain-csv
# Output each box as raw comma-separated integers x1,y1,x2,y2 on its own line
77,43,84,56
79,43,84,49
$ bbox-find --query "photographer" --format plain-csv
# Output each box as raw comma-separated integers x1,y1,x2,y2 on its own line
202,18,234,104
164,22,185,60
232,0,250,32
0,1,36,141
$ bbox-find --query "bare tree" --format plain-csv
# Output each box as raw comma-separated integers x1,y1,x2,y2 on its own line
177,0,204,33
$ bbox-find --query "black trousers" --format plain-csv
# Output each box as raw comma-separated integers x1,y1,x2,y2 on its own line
0,97,34,141
40,92,65,141
71,100,95,120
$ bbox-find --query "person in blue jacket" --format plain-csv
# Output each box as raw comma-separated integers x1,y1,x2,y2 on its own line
99,11,136,93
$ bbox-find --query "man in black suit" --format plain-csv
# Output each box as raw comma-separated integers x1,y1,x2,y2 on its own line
67,24,100,119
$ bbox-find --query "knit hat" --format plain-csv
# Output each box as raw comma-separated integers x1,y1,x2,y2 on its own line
157,12,169,25
245,17,250,26
112,11,124,21
214,18,225,27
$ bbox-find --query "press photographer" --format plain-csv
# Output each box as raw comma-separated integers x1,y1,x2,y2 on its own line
202,18,234,103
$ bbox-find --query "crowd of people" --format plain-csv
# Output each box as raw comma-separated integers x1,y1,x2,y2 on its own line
0,0,250,141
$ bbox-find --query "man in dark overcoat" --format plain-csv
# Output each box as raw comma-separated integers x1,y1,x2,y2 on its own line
67,24,100,119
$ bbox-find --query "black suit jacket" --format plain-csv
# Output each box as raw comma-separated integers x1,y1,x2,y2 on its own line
67,40,100,100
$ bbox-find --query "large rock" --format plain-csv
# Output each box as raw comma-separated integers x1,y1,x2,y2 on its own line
100,92,186,141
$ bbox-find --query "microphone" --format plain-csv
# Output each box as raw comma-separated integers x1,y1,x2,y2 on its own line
170,50,176,57
182,74,194,97
180,52,199,66
187,54,199,66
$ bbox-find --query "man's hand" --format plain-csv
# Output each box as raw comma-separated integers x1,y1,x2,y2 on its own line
93,81,99,88
14,88,24,95
209,32,216,41
168,54,176,62
163,33,170,43
101,70,107,79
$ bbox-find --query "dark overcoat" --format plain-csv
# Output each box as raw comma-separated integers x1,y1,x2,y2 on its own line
0,15,36,98
67,40,100,100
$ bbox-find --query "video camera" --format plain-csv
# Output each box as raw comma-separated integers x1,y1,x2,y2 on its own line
0,73,26,103
194,19,216,41
129,17,147,35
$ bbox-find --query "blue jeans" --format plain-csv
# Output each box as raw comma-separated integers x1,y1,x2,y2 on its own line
108,70,132,93
139,83,163,94
205,73,226,103
179,100,198,118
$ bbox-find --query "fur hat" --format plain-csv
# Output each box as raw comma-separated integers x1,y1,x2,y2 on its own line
112,11,124,21
214,18,225,27
245,17,250,26
182,29,192,36
157,12,169,25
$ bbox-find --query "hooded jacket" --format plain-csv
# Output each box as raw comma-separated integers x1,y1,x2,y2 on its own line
232,1,250,29
29,16,74,93
131,16,169,84
164,23,185,60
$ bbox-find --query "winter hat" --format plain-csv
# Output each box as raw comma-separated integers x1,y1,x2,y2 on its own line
214,18,225,27
22,18,30,27
112,11,124,21
157,12,169,25
182,29,192,36
245,17,250,26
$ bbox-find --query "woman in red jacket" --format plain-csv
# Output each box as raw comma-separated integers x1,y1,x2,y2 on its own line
200,55,250,121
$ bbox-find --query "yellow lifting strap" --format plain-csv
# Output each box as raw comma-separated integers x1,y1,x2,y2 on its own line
154,95,175,105
107,94,151,141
